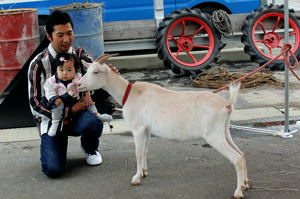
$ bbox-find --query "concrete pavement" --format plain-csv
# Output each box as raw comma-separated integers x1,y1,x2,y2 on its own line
1,1,300,196
1,122,300,199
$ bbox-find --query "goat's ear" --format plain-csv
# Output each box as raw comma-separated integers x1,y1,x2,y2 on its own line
81,60,90,68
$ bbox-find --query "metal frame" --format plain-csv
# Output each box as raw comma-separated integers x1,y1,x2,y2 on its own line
231,0,297,138
230,125,297,137
283,0,292,137
154,0,164,29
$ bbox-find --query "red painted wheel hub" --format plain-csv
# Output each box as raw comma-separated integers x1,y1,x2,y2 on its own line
177,36,193,52
263,32,280,48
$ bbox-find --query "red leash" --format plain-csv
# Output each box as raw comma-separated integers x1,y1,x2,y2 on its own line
282,43,300,81
213,43,297,93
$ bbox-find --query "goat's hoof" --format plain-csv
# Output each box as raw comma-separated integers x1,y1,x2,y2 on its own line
245,180,252,190
143,170,148,178
231,195,244,199
241,185,247,191
131,181,141,186
232,191,244,199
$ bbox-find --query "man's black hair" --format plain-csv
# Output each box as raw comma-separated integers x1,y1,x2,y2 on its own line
46,10,74,36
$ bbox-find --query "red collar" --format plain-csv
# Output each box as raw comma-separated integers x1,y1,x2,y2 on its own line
122,83,133,105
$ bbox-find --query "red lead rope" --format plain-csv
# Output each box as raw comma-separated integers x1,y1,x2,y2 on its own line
283,44,300,81
213,43,298,93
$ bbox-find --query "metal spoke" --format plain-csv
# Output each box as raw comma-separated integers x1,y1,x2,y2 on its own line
191,25,204,37
258,21,266,34
267,47,273,57
181,21,186,36
289,31,296,36
279,32,296,40
272,16,281,32
174,49,181,58
255,40,264,43
193,44,209,48
187,52,197,63
169,35,177,42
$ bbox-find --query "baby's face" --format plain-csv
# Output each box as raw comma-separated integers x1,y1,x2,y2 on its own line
57,60,76,81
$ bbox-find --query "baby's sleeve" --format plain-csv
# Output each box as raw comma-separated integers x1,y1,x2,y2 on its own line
43,78,58,101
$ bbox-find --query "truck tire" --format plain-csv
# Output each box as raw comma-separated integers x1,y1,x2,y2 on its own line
241,4,300,70
156,8,223,76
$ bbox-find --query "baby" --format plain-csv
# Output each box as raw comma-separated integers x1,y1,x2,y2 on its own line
43,52,112,136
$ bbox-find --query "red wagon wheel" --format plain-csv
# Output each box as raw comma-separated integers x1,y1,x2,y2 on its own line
156,8,223,75
242,4,300,70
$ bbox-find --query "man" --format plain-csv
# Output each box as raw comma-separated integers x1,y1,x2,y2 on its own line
28,10,111,178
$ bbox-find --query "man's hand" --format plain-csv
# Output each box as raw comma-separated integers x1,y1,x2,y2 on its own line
108,63,120,75
84,91,95,106
71,92,95,114
71,100,86,114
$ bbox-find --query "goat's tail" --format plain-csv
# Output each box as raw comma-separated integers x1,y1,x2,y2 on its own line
226,82,241,112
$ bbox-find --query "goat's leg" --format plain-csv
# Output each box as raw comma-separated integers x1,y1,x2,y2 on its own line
131,125,147,186
142,129,151,178
225,129,250,190
206,135,245,199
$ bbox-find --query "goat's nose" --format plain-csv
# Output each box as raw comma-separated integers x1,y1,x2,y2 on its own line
77,83,81,86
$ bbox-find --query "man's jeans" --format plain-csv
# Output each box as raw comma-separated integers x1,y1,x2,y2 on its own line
40,110,103,178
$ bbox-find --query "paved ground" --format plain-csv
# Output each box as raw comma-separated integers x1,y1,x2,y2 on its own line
1,1,300,197
1,127,300,199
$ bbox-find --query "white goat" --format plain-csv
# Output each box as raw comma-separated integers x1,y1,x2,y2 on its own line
78,55,250,199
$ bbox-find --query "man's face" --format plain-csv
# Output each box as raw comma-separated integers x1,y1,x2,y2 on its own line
56,60,76,81
47,23,74,53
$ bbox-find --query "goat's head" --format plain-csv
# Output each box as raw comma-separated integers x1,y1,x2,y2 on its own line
78,54,117,92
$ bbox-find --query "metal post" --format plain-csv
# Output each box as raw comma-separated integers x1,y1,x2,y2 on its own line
154,0,164,29
230,0,297,139
282,0,293,138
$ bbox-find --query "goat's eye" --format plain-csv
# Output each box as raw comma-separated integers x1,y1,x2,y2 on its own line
93,71,99,74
